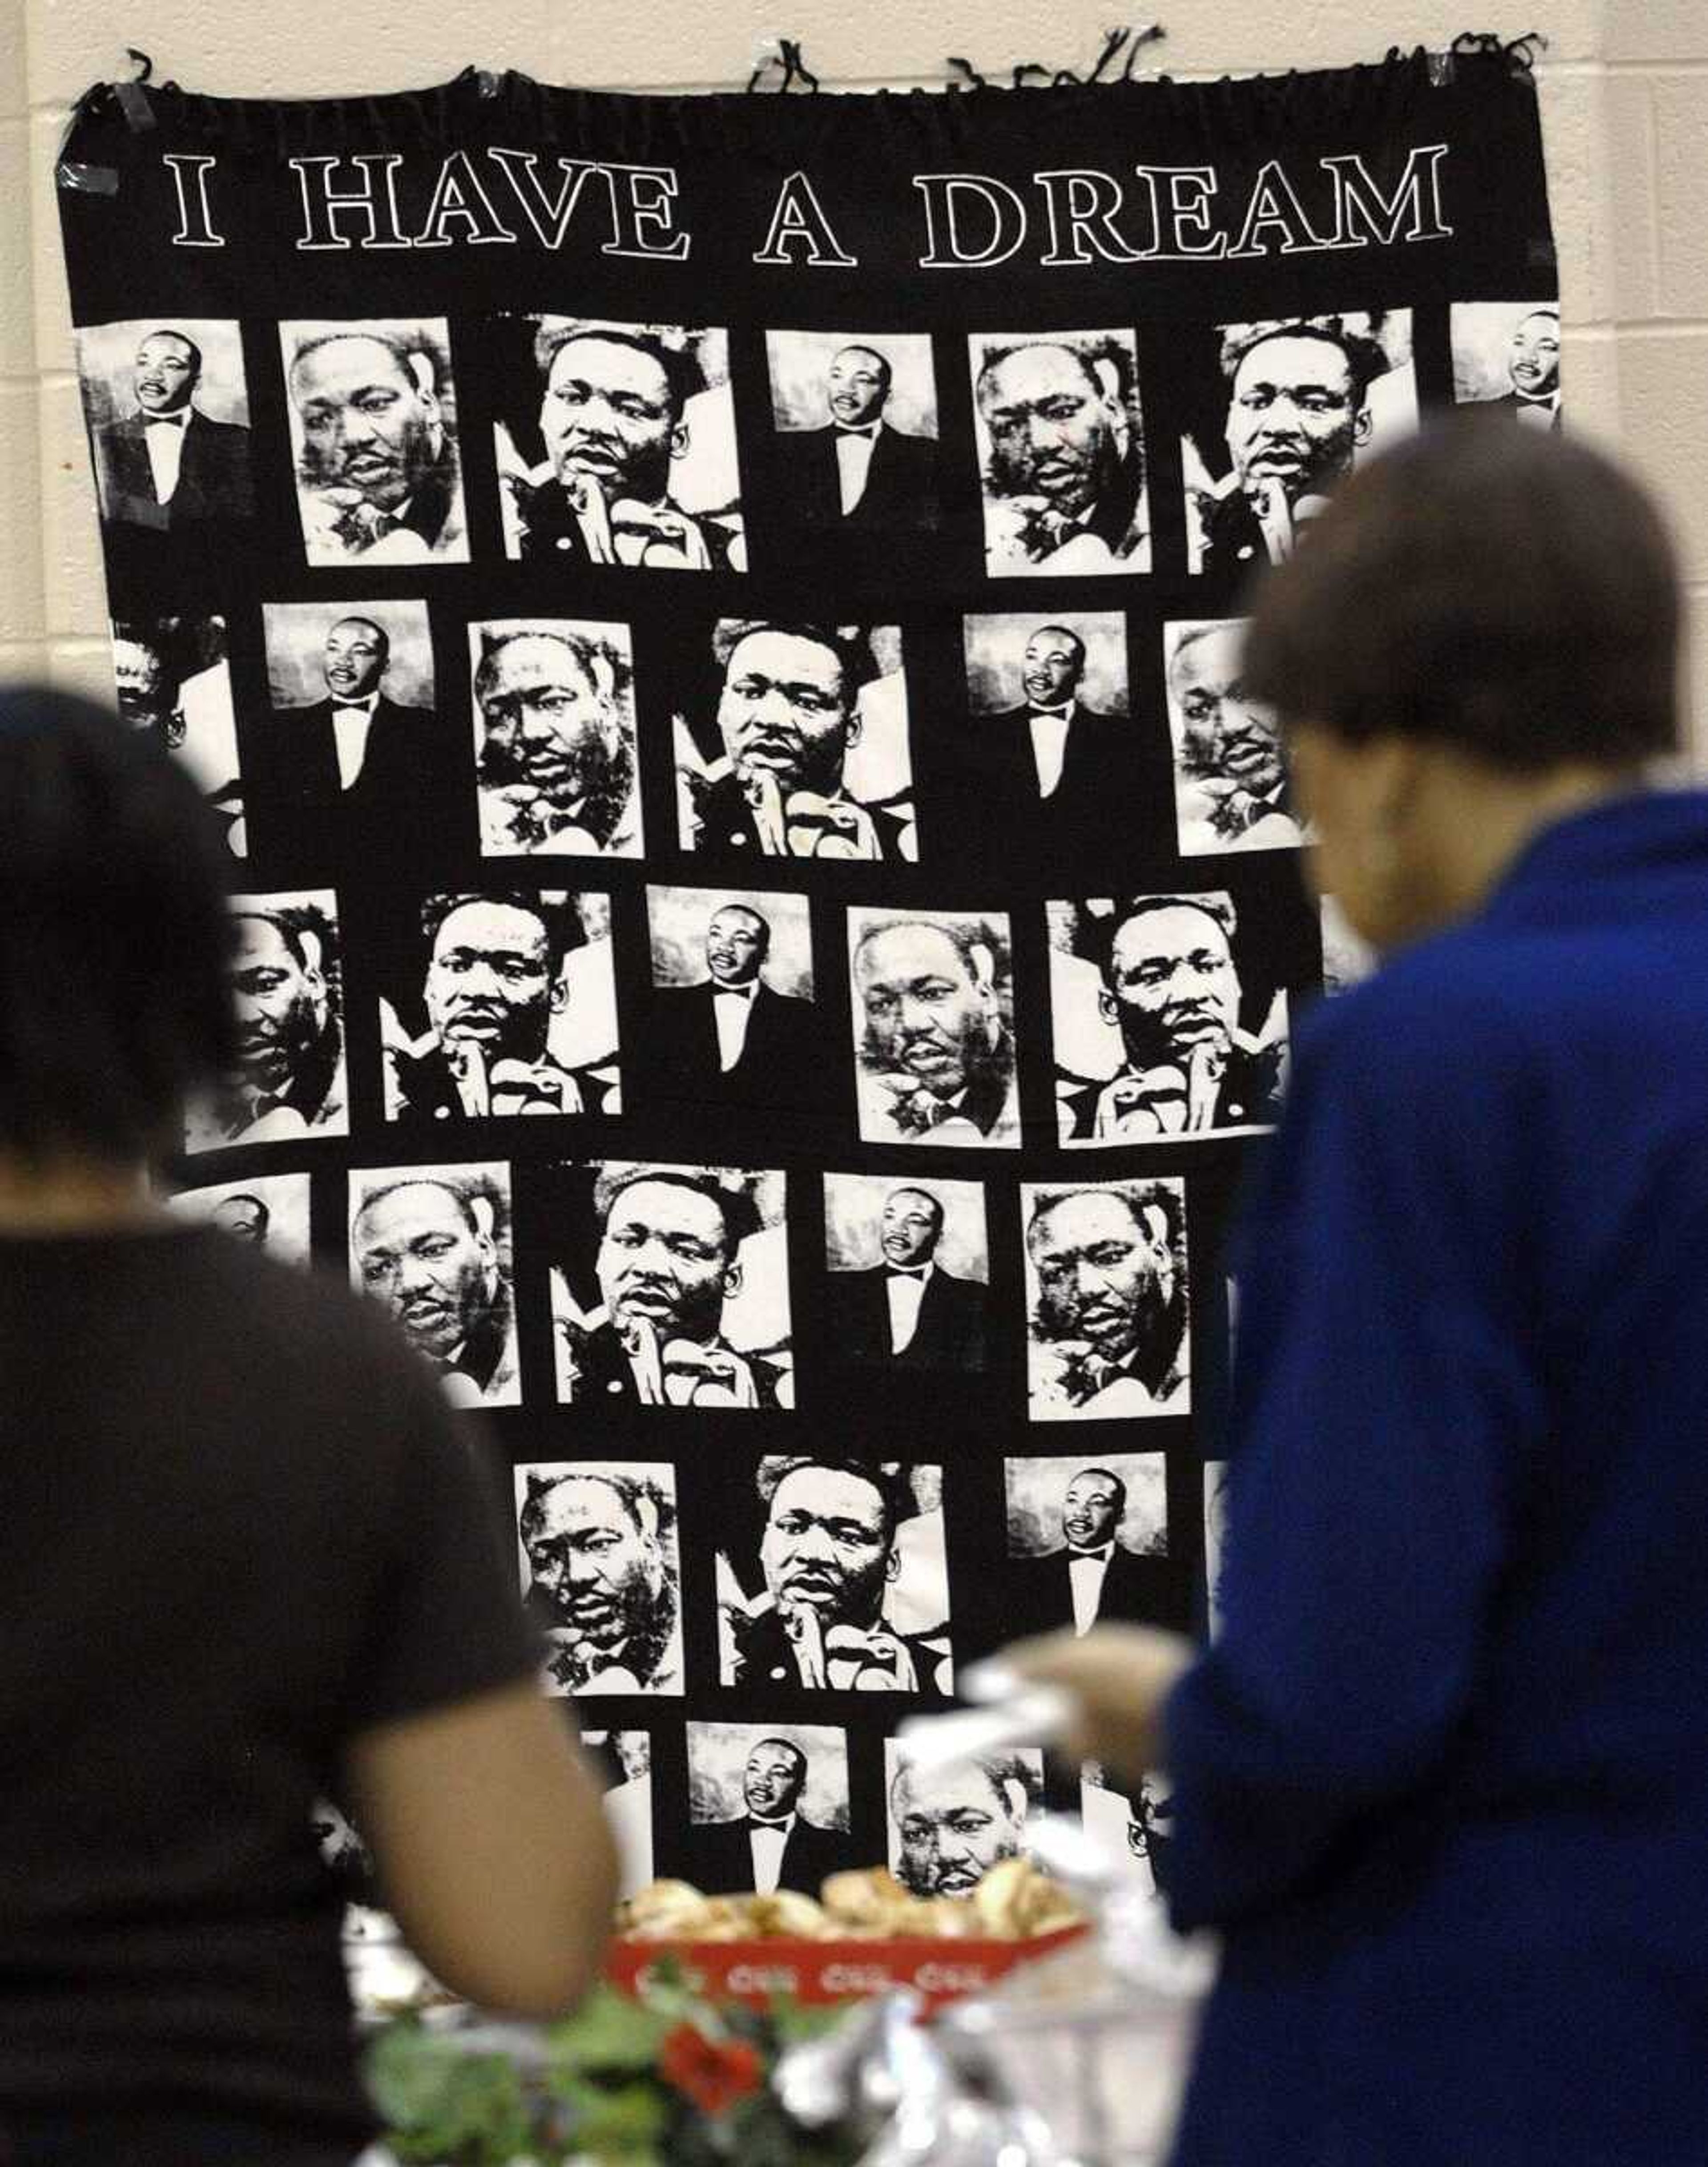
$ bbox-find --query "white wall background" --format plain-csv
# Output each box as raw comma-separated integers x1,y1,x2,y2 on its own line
4,1,1706,750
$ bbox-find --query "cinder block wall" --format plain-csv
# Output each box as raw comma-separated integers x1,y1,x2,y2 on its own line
8,1,1707,750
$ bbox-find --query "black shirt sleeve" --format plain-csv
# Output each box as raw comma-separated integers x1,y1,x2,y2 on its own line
340,1362,542,1737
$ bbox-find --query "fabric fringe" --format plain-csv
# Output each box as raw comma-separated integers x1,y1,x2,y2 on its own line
66,29,1537,173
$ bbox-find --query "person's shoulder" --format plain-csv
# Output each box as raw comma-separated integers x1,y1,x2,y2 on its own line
192,409,249,438
1294,924,1543,1121
180,1235,451,1424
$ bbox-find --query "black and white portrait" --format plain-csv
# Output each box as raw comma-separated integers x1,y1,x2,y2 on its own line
885,1744,1043,1899
676,619,916,863
186,891,348,1153
685,1724,856,1897
580,1730,654,1899
1003,1454,1168,1640
1182,310,1416,578
280,318,468,565
848,910,1020,1149
551,1162,792,1410
165,1172,312,1269
1081,1763,1174,1894
717,1457,953,1695
515,1462,683,1695
350,1162,520,1407
968,331,1149,576
493,315,744,570
1164,621,1305,855
1048,896,1289,1144
765,330,941,532
380,891,620,1122
1204,1461,1230,1638
822,1174,990,1372
1023,1177,1191,1422
249,602,467,863
961,611,1133,850
469,618,643,860
1451,302,1562,430
110,614,244,855
642,886,819,1113
76,317,253,534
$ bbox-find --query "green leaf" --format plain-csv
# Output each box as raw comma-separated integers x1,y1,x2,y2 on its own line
364,2022,535,2167
544,1983,675,2083
563,2075,672,2159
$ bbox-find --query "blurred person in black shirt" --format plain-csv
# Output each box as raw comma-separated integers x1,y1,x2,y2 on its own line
0,689,616,2167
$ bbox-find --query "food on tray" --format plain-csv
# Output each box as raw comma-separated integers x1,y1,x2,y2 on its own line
614,1859,1082,1943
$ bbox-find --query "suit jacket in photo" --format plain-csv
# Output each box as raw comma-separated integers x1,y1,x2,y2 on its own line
514,476,737,568
691,772,914,863
786,421,940,532
1063,1041,1286,1142
1007,1544,1154,1643
643,979,822,1114
565,1320,786,1410
387,1040,611,1125
95,409,253,529
967,704,1134,860
683,1813,859,1898
829,1263,989,1372
725,1607,953,1697
244,695,469,863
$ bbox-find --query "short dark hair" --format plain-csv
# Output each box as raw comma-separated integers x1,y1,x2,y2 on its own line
1221,318,1390,408
749,1734,808,1776
756,1455,914,1547
536,324,704,423
421,891,580,974
1241,418,1680,770
1096,894,1237,989
592,1163,760,1260
139,327,204,378
0,688,235,1162
1026,1179,1185,1262
712,619,877,705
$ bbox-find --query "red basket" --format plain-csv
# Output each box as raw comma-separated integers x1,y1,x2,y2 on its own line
605,1925,1086,2011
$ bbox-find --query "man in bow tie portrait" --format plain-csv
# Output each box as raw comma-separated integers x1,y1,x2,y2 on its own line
1060,893,1286,1144
247,605,466,865
284,320,468,565
187,896,348,1150
825,1180,990,1372
685,1733,858,1897
351,1168,520,1407
679,619,916,863
851,912,1020,1148
1005,1460,1161,1642
962,613,1134,860
769,335,941,534
473,623,643,859
508,322,742,570
556,1165,790,1410
642,894,820,1114
719,1457,953,1696
972,333,1149,576
383,891,609,1123
1025,1178,1190,1421
85,321,254,534
517,1465,682,1696
1452,302,1562,432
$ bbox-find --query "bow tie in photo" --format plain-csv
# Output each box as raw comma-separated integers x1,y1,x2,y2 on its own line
836,424,878,438
144,412,187,429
